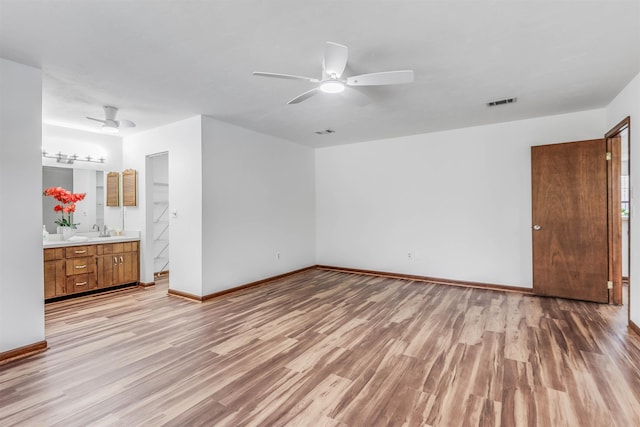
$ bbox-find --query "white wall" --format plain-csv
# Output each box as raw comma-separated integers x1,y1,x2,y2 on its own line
201,117,316,294
316,109,605,288
606,72,640,325
42,124,123,228
0,58,44,353
123,116,203,295
42,124,122,171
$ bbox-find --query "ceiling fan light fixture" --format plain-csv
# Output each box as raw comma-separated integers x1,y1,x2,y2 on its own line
101,123,119,133
254,42,414,104
320,80,345,94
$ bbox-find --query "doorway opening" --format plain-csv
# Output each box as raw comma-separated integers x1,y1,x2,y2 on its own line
620,127,629,299
148,152,170,281
606,117,631,311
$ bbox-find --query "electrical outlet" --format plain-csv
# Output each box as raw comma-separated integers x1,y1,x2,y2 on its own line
276,252,281,260
407,252,413,260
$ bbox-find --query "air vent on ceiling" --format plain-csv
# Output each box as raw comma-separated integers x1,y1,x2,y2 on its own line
314,129,336,135
487,97,517,107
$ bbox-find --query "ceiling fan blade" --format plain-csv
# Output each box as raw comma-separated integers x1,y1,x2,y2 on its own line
323,42,348,78
346,70,414,86
86,117,107,124
253,72,319,83
118,119,136,128
287,88,320,105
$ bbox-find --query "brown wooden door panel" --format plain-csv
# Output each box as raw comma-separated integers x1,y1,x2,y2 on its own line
532,139,609,303
44,260,66,299
96,255,115,289
44,261,57,299
123,252,138,283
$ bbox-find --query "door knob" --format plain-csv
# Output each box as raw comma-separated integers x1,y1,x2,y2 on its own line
533,225,541,231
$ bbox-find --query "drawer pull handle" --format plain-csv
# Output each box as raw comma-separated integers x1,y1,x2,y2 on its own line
120,256,124,263
75,250,87,254
114,257,118,264
75,265,87,269
75,282,87,287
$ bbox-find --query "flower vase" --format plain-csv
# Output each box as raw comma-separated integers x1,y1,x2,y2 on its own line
60,226,76,241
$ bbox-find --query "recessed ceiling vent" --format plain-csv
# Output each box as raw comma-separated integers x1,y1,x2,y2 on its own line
486,97,517,107
314,129,336,135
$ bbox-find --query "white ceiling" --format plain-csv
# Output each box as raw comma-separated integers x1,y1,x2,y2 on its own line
1,0,639,148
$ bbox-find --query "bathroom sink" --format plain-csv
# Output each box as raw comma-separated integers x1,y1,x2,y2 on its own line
87,236,117,242
86,234,135,243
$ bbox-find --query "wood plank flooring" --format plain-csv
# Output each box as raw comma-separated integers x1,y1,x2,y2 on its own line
1,269,640,426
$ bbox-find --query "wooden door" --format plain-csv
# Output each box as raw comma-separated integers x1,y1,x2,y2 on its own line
531,139,609,303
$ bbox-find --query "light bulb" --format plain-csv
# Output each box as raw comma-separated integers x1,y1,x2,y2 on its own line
320,81,345,94
101,124,119,133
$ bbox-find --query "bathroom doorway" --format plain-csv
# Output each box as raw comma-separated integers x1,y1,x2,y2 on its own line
148,152,170,280
606,116,631,309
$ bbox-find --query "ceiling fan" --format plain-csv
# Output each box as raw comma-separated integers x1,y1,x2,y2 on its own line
253,42,414,104
86,106,136,133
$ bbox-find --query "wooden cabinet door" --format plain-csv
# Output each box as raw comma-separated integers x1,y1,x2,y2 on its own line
96,255,116,288
111,253,124,285
44,260,65,298
44,261,56,298
121,252,138,284
109,250,139,286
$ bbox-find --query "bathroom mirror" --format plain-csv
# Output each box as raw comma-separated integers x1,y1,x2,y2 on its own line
42,166,105,233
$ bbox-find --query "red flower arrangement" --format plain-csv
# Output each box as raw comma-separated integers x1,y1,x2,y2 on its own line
43,187,86,228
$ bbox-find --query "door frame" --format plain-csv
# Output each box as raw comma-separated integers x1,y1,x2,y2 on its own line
606,116,631,309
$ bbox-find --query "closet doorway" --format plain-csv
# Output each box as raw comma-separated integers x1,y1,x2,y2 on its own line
148,152,170,280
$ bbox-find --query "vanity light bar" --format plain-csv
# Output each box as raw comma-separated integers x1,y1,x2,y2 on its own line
42,150,105,164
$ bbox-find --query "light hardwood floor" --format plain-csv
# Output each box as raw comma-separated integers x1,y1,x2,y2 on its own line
1,269,640,426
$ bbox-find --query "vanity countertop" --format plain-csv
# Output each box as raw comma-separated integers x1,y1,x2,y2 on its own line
43,232,141,248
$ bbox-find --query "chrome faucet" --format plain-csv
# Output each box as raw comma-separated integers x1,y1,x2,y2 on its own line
92,224,100,232
100,225,110,237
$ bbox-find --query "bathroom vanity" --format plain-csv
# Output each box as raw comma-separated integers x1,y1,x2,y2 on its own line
43,235,140,301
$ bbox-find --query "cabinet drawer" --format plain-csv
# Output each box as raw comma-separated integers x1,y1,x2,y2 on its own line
66,274,97,294
66,257,96,276
65,246,96,258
